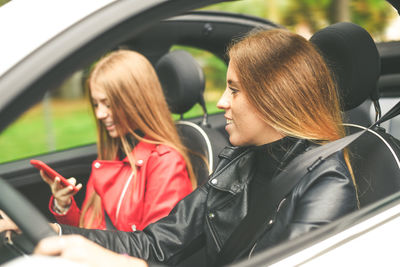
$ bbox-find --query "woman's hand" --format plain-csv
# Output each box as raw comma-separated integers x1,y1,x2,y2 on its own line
34,235,148,267
0,210,60,235
40,170,82,209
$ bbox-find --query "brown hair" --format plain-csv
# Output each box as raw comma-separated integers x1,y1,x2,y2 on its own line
80,50,196,228
228,29,356,191
228,29,344,141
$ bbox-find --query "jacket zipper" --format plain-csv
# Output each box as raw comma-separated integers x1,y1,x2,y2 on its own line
206,216,221,251
115,171,135,220
248,242,257,259
247,198,287,259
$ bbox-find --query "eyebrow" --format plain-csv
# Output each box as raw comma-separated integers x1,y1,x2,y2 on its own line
91,97,108,102
227,79,240,87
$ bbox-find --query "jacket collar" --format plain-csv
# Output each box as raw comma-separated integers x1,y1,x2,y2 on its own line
208,139,309,194
122,136,157,167
208,146,255,194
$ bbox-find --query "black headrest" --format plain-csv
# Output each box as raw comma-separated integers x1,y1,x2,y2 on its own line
156,50,205,114
310,22,381,111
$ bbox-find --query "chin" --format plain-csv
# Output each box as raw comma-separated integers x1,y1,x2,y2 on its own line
108,132,119,138
229,137,242,147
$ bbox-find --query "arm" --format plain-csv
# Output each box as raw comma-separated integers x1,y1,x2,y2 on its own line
35,235,148,267
49,196,81,226
140,149,192,228
61,185,209,265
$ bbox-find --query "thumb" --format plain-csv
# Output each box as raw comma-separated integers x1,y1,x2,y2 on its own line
34,236,66,256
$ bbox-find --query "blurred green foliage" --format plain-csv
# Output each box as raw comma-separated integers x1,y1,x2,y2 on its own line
204,0,397,41
0,100,96,163
0,0,10,6
350,0,395,40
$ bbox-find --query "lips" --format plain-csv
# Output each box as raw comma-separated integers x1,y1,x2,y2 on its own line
104,121,115,131
225,118,233,133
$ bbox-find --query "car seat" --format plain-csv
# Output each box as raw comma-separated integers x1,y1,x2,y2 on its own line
156,50,230,186
311,22,400,207
376,41,400,140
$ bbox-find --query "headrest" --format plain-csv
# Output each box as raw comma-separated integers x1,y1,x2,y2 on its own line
310,22,381,111
156,50,205,114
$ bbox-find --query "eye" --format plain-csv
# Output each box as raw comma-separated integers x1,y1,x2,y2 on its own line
92,103,99,108
229,87,239,95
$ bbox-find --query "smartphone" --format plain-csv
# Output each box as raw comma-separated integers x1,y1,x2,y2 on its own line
30,159,79,192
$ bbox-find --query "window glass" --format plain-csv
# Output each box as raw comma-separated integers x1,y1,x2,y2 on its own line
0,71,96,163
0,46,227,163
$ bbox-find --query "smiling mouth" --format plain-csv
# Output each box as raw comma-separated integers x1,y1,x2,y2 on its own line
226,119,233,125
104,122,115,129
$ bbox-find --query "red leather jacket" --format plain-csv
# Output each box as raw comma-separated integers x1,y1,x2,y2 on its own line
49,140,193,231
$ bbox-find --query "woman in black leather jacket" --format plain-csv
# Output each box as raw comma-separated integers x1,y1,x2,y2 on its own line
33,29,358,266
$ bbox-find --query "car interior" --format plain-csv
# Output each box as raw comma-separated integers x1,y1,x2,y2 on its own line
310,22,400,207
155,49,230,185
0,11,280,221
1,0,400,265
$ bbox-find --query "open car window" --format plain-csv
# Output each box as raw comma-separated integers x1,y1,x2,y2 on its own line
0,72,96,164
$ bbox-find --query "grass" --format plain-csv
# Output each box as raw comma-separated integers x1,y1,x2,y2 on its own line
0,99,96,163
0,98,222,164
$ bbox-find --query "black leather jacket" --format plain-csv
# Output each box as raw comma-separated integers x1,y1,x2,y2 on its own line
62,140,358,266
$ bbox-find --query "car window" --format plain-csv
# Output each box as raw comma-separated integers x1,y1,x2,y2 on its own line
171,45,227,119
0,71,96,163
0,47,227,164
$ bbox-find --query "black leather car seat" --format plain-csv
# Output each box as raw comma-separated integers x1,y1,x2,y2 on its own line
156,50,229,186
311,22,400,207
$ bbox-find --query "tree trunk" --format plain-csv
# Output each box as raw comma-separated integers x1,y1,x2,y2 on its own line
330,0,350,23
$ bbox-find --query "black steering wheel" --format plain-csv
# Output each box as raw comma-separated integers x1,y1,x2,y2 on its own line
0,177,56,256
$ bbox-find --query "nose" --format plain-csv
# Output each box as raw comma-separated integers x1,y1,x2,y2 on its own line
95,104,109,120
217,88,230,110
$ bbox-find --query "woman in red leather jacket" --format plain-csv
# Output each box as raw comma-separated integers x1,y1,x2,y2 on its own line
40,50,196,231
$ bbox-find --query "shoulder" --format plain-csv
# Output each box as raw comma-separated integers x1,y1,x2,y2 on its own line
294,149,355,201
133,141,184,165
135,140,181,157
143,143,186,164
301,141,350,179
154,144,181,156
289,149,358,223
319,149,349,176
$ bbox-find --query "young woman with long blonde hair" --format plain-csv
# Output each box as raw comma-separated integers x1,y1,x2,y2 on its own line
40,50,196,231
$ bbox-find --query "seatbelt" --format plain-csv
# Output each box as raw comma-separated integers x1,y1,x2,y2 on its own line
214,101,400,266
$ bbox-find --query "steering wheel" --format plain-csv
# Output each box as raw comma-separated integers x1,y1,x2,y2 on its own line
0,177,56,255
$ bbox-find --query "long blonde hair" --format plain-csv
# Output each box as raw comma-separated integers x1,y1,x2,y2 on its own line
80,50,196,228
228,29,355,188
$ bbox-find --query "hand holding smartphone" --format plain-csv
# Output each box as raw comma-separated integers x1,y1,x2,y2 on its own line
30,159,79,193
